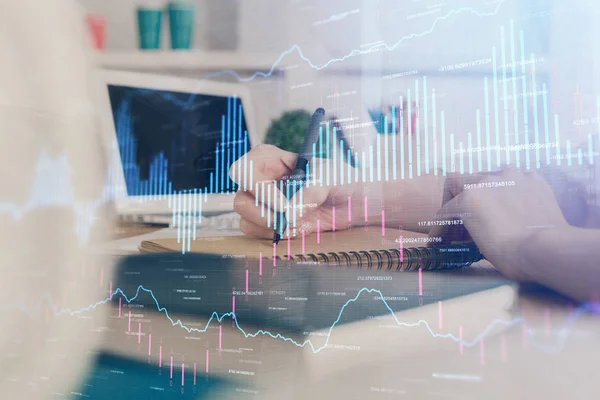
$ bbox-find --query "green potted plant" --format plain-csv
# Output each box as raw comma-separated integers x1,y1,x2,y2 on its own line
265,109,344,158
264,109,312,154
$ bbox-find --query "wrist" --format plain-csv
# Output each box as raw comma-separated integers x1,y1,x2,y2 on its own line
518,225,566,283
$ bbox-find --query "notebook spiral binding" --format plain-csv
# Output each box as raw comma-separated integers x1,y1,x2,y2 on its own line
272,243,483,271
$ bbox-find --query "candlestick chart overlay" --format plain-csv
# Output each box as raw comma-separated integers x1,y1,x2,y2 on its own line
4,0,600,397
16,255,600,397
2,2,598,246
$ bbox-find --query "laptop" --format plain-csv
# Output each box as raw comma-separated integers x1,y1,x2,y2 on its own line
98,70,260,224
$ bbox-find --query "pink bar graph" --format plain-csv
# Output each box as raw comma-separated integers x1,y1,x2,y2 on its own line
181,364,185,386
193,362,197,385
381,210,385,236
399,236,403,262
272,243,277,266
159,345,163,367
317,219,321,244
501,334,507,362
438,301,443,329
347,196,352,224
170,356,173,379
245,269,249,293
128,310,131,332
205,350,209,373
459,326,463,354
332,207,336,231
148,333,152,356
232,296,236,317
479,339,485,365
302,230,305,253
118,297,122,317
364,196,368,222
418,268,423,296
259,252,263,276
219,325,222,349
287,236,291,260
138,322,141,344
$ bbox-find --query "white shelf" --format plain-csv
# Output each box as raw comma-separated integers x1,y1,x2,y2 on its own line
96,50,284,72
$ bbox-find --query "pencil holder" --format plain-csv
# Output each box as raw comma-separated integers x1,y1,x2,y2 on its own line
168,1,195,50
137,6,163,50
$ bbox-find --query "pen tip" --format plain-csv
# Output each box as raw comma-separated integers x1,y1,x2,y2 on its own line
273,233,281,245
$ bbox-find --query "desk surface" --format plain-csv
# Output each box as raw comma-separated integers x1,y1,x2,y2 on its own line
260,283,600,399
97,226,600,399
112,221,164,240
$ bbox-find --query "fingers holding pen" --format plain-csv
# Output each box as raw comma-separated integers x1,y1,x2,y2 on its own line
233,181,285,225
230,143,340,239
234,188,284,239
233,178,333,239
229,144,298,195
239,218,274,239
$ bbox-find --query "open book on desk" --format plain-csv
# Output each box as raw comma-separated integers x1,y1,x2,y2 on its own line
139,228,483,270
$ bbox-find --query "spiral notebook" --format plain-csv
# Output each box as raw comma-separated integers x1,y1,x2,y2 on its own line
139,228,482,270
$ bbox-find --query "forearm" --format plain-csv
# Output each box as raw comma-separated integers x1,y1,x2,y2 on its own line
349,175,445,233
522,226,600,303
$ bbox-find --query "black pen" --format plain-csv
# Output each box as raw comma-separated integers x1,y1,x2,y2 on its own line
273,108,326,245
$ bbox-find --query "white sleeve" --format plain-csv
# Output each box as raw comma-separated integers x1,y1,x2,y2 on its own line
0,1,112,397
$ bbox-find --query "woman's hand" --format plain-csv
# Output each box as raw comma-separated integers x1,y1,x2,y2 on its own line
230,145,360,239
431,168,569,281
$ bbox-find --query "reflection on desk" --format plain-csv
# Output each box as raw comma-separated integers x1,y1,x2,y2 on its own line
261,284,600,399
91,234,600,399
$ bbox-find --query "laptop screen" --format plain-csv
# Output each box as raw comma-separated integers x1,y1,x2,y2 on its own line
107,84,250,196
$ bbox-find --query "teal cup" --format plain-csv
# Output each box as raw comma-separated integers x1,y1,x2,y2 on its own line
168,2,195,50
137,7,163,50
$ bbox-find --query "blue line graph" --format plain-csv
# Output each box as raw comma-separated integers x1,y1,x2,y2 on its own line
205,1,508,82
3,3,599,253
56,286,519,352
49,283,598,355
